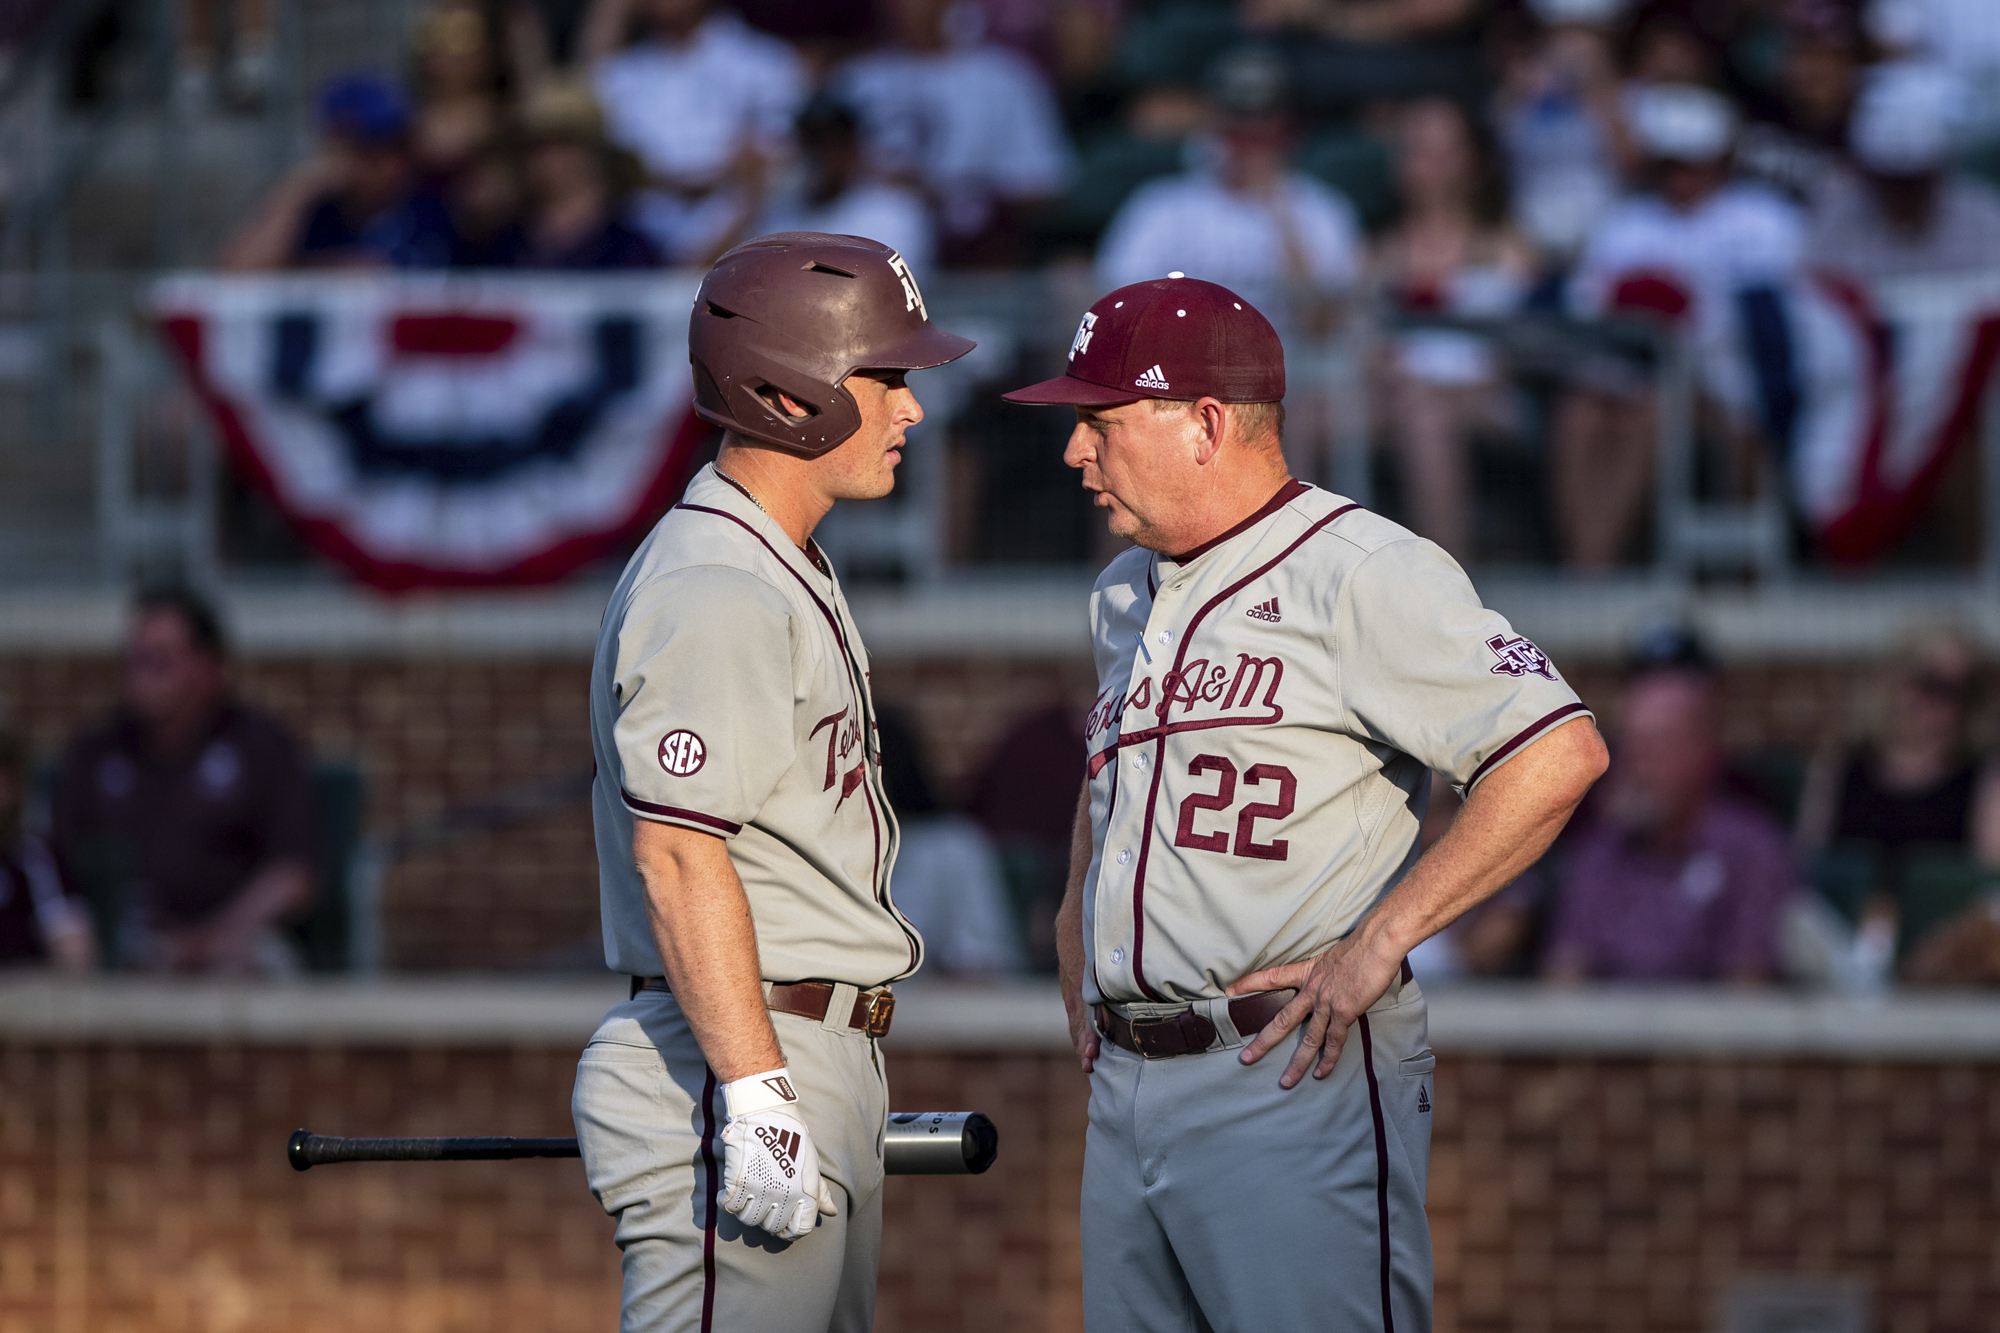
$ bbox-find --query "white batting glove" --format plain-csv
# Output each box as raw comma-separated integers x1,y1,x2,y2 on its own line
717,1068,838,1241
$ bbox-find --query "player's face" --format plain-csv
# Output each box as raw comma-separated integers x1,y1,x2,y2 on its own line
1065,400,1197,551
817,370,921,502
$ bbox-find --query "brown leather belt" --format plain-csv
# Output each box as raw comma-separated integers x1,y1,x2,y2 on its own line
1095,990,1295,1060
1095,960,1414,1060
633,976,896,1038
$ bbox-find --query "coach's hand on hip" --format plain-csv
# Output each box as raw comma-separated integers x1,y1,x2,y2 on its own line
1226,931,1407,1089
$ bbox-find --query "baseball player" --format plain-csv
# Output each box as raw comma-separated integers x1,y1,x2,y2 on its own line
573,232,973,1332
1003,276,1609,1331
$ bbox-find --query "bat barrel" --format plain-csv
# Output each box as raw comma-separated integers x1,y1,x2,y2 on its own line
884,1111,998,1175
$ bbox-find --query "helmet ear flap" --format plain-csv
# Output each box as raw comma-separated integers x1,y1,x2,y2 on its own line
692,341,863,456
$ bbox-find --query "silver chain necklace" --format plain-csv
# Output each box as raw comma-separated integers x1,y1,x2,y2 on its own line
716,468,771,517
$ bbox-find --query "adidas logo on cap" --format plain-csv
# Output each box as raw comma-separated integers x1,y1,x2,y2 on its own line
1246,598,1281,622
1135,364,1170,391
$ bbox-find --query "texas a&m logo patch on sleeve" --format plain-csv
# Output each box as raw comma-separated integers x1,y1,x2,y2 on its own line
1486,634,1556,680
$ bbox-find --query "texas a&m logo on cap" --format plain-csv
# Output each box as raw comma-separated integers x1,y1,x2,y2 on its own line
658,729,707,776
1486,634,1556,681
1069,310,1097,362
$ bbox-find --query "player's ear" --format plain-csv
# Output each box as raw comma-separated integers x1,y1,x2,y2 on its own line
1192,397,1227,467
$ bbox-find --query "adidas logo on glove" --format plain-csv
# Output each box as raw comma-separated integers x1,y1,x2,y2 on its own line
756,1124,802,1177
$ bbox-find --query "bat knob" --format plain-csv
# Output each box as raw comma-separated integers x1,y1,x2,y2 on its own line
288,1128,314,1172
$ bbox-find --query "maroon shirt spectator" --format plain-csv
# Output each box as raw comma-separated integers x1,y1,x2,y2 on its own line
1547,669,1799,982
51,590,315,974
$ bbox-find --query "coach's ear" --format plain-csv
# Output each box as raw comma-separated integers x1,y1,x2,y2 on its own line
1192,396,1229,467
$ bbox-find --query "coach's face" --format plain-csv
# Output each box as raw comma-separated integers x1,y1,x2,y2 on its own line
817,370,922,501
1066,398,1205,551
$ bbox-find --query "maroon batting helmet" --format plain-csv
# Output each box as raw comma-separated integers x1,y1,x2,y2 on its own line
689,232,976,456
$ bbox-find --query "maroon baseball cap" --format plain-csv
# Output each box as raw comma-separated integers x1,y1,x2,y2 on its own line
1002,275,1285,407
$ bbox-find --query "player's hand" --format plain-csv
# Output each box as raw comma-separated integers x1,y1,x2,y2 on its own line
1226,935,1405,1089
1062,987,1101,1073
716,1068,839,1241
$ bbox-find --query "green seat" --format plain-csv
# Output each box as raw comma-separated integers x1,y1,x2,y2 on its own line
1896,847,1990,958
1809,843,1878,927
1296,125,1395,231
1042,132,1190,250
291,760,365,972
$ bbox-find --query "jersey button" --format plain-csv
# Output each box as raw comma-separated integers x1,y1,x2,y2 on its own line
1158,630,1174,644
1111,947,1125,964
1132,753,1149,771
1117,848,1132,865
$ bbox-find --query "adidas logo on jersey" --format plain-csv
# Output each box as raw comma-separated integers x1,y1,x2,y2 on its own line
1416,1086,1431,1114
1135,364,1170,391
1246,598,1282,622
756,1124,802,1178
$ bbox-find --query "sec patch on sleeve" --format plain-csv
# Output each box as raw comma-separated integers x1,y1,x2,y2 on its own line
658,729,708,776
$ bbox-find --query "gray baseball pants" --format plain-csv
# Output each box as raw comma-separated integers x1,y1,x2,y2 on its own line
572,990,889,1333
1082,976,1435,1333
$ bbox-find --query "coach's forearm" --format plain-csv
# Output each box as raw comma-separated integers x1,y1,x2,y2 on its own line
1352,717,1608,964
634,819,785,1082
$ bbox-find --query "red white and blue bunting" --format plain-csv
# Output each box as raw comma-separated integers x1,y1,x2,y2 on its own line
155,274,708,591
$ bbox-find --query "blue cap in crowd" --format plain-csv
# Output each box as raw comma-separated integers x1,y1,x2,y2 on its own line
318,73,411,146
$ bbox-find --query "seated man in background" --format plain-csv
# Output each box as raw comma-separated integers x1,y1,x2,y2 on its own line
52,590,316,975
220,73,456,272
1546,664,1798,983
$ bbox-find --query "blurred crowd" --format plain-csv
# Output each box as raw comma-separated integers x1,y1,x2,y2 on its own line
4,590,1999,989
210,0,2000,568
1412,619,2000,989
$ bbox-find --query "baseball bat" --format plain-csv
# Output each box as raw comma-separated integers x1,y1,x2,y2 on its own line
288,1111,998,1176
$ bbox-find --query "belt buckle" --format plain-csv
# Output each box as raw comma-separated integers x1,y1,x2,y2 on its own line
862,990,895,1037
1129,1008,1215,1058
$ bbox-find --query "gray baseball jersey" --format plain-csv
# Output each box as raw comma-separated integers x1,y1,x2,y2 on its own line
1080,479,1589,1006
588,463,921,987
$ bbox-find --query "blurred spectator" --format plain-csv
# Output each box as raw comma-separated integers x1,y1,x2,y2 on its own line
582,0,808,263
1733,0,1862,200
875,708,1024,975
1555,83,1804,569
1546,667,1799,983
409,3,509,180
758,93,936,272
1492,0,1630,257
1796,625,2000,981
51,590,316,975
1096,45,1363,316
1247,0,1484,45
1808,62,2000,280
177,0,275,109
1866,0,2000,145
219,73,456,271
965,702,1087,972
510,78,663,267
833,0,1071,265
1371,97,1536,561
0,717,93,970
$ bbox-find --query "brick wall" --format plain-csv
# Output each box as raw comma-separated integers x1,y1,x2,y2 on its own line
0,654,1875,970
0,1041,1991,1332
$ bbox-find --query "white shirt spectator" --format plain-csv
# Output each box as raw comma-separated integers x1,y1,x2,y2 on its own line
1096,166,1364,315
1868,0,2000,135
760,180,937,274
1569,181,1806,415
1808,169,2000,281
591,12,807,187
833,40,1069,238
888,814,1025,974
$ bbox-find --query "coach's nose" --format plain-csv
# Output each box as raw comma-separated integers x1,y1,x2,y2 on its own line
1063,421,1094,471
